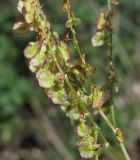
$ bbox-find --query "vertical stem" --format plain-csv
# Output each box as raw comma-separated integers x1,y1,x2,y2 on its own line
107,0,116,127
98,108,131,160
109,29,116,127
97,127,121,160
98,108,115,132
66,0,83,58
111,104,116,127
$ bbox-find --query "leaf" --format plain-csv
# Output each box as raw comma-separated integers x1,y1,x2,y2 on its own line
78,135,95,159
30,45,46,67
91,31,105,47
59,41,70,62
80,135,94,145
83,95,92,106
24,0,32,13
25,12,35,24
79,144,95,159
61,105,70,113
96,13,106,30
51,89,67,105
29,61,36,72
72,17,82,26
96,10,110,30
92,88,104,109
13,21,30,34
36,67,56,88
65,18,81,28
66,108,80,121
24,42,41,59
17,0,24,13
77,122,89,137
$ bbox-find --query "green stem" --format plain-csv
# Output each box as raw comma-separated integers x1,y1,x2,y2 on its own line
109,35,116,127
66,0,82,58
98,108,131,160
107,0,116,127
109,31,116,126
120,143,131,160
99,108,115,132
72,30,82,58
111,104,116,127
97,127,121,160
105,3,130,160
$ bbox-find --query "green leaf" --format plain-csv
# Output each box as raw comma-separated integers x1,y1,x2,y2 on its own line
78,135,95,159
25,12,35,24
80,135,94,145
61,105,69,113
72,17,82,26
65,18,81,28
96,13,106,30
66,108,80,121
36,67,56,88
91,31,105,47
79,144,95,159
13,21,30,34
83,95,92,106
51,89,67,105
24,42,41,59
77,122,89,137
92,88,104,109
59,41,70,62
30,45,46,67
96,10,110,30
24,0,32,12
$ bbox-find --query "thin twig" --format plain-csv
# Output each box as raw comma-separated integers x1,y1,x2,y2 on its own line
98,108,131,160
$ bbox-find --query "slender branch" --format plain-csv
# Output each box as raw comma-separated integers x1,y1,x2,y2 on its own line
97,126,121,160
110,104,116,127
105,2,130,160
120,143,131,160
98,108,115,132
107,0,116,127
98,108,131,160
66,0,83,58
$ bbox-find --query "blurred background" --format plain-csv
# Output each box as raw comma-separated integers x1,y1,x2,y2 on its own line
0,0,140,159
